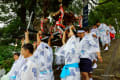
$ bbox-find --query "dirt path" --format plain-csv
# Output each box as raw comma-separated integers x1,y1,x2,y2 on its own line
93,39,120,80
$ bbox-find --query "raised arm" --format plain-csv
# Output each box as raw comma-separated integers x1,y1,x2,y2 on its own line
21,38,25,55
37,31,42,45
25,31,30,44
62,31,66,45
69,25,75,37
48,34,54,47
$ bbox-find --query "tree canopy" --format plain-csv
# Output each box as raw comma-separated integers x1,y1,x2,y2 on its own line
0,0,82,42
89,0,120,31
0,0,83,71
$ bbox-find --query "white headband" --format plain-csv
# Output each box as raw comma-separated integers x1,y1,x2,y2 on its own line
77,30,85,33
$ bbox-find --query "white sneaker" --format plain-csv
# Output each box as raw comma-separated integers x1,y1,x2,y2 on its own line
104,47,109,51
92,63,97,69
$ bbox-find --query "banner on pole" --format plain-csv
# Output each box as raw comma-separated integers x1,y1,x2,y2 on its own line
83,0,88,27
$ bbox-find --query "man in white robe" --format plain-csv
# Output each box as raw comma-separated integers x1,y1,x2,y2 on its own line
33,42,54,80
1,55,22,80
16,43,39,80
55,27,81,80
76,28,102,80
97,23,110,50
1,38,26,80
56,36,80,80
33,31,54,80
91,25,100,40
88,32,101,80
1,31,38,80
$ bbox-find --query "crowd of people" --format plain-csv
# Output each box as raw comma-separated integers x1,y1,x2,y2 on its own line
1,22,116,80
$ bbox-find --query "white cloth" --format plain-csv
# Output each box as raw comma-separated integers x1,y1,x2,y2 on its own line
33,42,54,80
1,75,9,80
91,28,100,39
7,60,18,78
1,55,26,80
77,34,99,61
55,36,80,80
98,23,111,46
5,55,25,80
89,32,100,61
16,56,39,80
55,47,65,65
110,26,116,34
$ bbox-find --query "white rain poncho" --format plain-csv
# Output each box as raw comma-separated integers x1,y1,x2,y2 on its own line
16,56,39,80
98,23,111,46
33,42,54,80
55,36,80,80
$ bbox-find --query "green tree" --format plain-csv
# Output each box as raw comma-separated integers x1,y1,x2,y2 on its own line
89,0,120,30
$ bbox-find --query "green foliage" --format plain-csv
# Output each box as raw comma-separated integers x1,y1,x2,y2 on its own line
66,0,83,15
89,0,120,31
0,58,14,72
0,17,25,44
1,0,81,23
